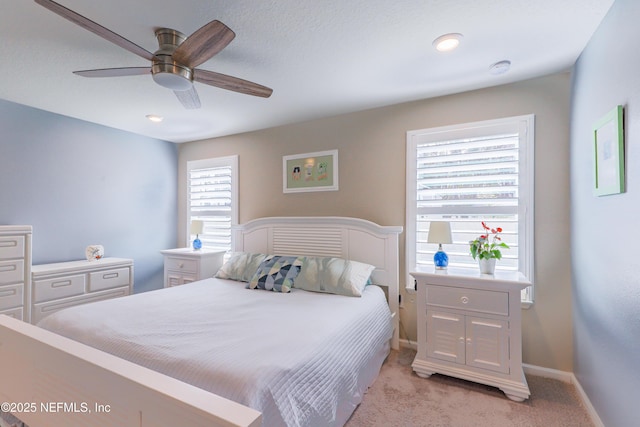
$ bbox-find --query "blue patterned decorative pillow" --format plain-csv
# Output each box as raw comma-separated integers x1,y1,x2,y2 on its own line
248,255,304,292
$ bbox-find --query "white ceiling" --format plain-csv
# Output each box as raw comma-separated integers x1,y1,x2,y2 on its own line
1,0,613,143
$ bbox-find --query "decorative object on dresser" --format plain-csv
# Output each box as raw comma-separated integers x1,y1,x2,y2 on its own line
161,248,225,287
31,258,134,324
0,225,32,322
190,220,204,250
411,268,530,402
427,221,453,270
85,244,104,261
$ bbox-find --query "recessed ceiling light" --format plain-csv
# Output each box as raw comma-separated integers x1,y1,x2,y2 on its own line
433,33,463,52
489,60,511,75
146,114,163,123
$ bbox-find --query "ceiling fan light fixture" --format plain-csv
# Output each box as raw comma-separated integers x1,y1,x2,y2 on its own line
151,62,193,91
433,33,463,52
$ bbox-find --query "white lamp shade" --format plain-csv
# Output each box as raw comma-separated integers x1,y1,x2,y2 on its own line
190,220,204,235
427,221,452,244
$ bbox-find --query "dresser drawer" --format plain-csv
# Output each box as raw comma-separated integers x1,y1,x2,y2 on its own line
0,283,24,310
32,287,130,324
165,257,198,273
0,235,25,259
427,285,508,316
89,267,130,292
0,260,24,284
33,274,85,303
0,306,23,321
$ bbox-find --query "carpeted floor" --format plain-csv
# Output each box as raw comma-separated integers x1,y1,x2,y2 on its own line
346,348,594,427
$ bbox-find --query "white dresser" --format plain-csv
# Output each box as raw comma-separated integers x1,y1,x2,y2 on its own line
161,248,225,288
0,226,32,322
411,268,530,401
31,258,134,324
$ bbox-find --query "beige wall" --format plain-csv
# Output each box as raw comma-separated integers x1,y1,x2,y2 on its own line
178,72,572,371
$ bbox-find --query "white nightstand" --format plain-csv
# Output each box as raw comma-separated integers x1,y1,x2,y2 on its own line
411,267,530,401
160,248,226,288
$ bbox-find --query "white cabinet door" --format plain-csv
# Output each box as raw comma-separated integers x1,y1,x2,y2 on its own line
166,272,197,287
427,310,509,374
465,316,509,373
426,310,465,364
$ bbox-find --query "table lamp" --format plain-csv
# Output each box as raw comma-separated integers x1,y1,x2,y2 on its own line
427,221,452,269
191,220,204,250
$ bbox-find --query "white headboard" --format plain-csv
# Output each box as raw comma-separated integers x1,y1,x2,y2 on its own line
233,216,403,349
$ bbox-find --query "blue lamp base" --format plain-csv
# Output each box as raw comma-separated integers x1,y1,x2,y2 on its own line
433,246,449,269
192,237,202,250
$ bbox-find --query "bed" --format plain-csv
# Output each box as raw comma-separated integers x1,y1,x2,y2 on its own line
0,217,402,427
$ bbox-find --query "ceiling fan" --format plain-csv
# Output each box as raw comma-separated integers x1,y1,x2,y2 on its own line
34,0,273,109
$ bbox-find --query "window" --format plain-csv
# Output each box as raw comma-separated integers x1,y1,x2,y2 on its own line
406,115,534,303
186,155,238,252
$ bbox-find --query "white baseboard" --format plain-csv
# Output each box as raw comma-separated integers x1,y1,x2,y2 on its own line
523,363,573,382
399,338,417,351
523,364,604,427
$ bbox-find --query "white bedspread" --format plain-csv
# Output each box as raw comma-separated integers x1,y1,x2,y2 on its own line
38,278,393,427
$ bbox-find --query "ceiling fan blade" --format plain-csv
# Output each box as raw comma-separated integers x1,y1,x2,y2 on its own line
174,87,201,109
34,0,154,61
173,20,235,68
193,69,273,98
74,67,151,78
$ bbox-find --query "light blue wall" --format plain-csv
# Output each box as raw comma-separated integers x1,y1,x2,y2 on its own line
0,99,177,293
571,1,640,425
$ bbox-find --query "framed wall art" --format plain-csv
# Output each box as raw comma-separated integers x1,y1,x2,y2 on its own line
593,105,625,196
283,149,338,193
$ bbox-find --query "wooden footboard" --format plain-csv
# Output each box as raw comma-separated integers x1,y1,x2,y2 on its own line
0,315,261,427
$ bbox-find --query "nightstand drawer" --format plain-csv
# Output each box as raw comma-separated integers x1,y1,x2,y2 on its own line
165,257,198,273
0,283,23,310
0,260,24,284
427,285,508,316
89,267,131,292
33,274,85,303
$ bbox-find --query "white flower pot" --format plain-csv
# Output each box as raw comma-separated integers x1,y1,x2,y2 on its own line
478,258,496,275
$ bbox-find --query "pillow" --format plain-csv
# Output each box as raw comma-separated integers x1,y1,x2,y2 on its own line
215,252,267,282
248,255,304,292
294,257,375,297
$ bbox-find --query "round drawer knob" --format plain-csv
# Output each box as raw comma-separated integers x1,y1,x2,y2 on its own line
178,262,184,268
460,296,469,304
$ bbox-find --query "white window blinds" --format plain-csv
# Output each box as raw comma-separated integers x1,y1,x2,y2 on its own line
416,133,520,271
187,156,238,251
407,115,534,302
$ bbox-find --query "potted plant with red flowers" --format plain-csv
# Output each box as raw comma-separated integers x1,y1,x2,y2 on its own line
469,222,509,274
